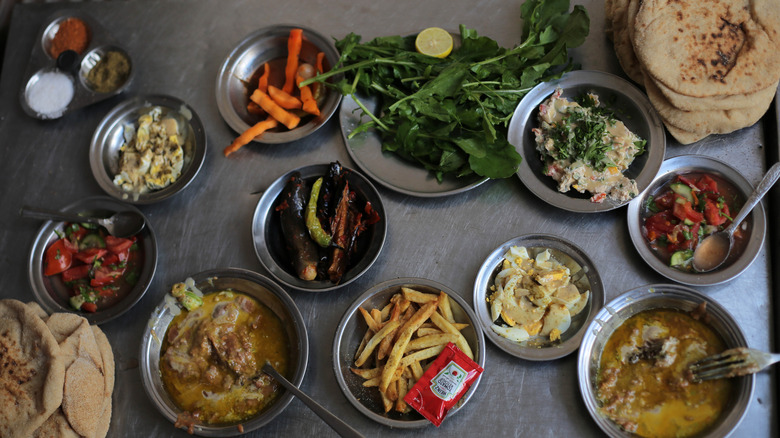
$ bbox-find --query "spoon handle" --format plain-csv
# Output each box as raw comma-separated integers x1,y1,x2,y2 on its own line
262,363,365,438
727,162,780,234
19,206,100,226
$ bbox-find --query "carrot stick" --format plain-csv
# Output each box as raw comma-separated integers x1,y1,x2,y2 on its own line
268,85,302,110
250,89,301,130
257,62,270,93
296,73,320,116
223,117,278,157
313,52,325,98
247,101,264,115
283,29,303,94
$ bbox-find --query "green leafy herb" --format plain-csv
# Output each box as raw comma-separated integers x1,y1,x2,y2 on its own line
305,0,589,181
645,195,659,213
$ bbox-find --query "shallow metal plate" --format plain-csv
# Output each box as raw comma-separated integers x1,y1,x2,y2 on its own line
473,234,604,361
251,163,387,292
626,155,767,286
577,284,754,437
507,70,666,212
89,94,206,204
339,94,489,197
19,9,134,119
215,24,342,144
26,196,157,325
139,267,309,436
332,277,485,428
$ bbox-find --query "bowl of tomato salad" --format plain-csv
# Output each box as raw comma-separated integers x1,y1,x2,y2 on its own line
626,155,766,286
27,196,157,324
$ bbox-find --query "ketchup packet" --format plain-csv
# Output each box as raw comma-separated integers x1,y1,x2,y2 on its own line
403,342,483,427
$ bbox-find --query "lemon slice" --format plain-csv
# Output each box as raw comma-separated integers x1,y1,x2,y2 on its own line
415,27,453,58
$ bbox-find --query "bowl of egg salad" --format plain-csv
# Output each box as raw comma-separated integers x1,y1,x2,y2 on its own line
89,94,206,204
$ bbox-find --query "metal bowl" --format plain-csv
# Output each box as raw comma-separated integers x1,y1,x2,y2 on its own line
27,196,157,325
507,70,666,212
251,163,387,292
89,94,206,204
139,268,308,436
333,277,486,428
626,155,766,286
472,234,604,360
577,284,754,437
216,24,342,144
339,93,488,197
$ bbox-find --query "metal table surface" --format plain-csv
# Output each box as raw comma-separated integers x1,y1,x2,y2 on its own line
0,1,776,437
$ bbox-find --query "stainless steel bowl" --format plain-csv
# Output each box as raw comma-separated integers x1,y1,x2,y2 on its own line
577,284,754,437
216,24,342,144
139,268,309,436
626,155,766,286
473,234,604,360
332,277,486,428
507,70,666,212
27,196,157,325
89,94,206,204
251,163,387,292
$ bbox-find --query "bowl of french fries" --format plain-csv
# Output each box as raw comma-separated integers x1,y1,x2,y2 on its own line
333,278,485,428
216,24,343,155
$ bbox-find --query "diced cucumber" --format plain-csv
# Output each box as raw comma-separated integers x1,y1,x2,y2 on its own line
670,249,693,267
669,182,694,203
80,233,106,250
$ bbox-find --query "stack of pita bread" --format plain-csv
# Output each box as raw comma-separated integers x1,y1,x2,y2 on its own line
0,299,114,438
605,0,780,144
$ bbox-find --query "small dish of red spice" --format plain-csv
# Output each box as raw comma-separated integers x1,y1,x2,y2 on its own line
48,17,90,58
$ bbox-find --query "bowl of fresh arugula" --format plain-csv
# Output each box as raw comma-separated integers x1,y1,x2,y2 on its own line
305,0,591,197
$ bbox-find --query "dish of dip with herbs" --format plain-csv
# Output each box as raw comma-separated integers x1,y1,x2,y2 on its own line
532,88,646,203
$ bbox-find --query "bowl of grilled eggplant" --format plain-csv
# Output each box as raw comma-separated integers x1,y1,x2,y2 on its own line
251,162,387,292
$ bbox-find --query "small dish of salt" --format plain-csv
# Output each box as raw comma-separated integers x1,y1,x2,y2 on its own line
24,69,74,119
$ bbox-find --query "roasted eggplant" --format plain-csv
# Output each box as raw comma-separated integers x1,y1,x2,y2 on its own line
277,172,318,281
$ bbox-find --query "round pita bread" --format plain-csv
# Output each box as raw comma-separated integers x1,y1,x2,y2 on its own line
664,122,709,145
654,78,779,111
644,76,774,134
91,326,114,438
62,356,105,437
32,409,80,438
634,0,780,98
611,0,645,84
0,299,65,438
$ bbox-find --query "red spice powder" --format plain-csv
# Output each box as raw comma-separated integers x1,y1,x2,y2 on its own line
49,18,90,58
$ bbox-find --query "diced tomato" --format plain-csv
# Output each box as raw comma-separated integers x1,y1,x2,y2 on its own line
95,286,116,297
644,211,676,241
68,225,88,241
676,174,698,189
105,236,133,254
91,266,125,287
44,239,73,276
696,175,719,193
81,302,97,313
73,248,108,264
61,264,90,282
653,191,678,210
672,201,704,223
703,199,727,226
62,238,79,253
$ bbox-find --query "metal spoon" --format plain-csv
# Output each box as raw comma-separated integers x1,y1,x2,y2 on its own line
692,162,780,272
261,362,365,438
20,205,146,238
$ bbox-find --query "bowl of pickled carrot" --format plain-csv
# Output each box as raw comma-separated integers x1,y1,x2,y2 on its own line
216,25,343,154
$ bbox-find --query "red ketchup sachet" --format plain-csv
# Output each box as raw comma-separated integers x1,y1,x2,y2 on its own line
403,342,483,427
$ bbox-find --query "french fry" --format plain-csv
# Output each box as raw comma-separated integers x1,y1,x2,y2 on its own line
386,376,399,401
452,322,470,331
404,333,459,353
430,310,474,360
410,361,424,380
400,344,447,368
355,320,400,367
380,299,439,392
377,298,406,360
380,388,394,413
395,375,409,412
358,307,381,333
350,366,381,380
401,287,439,303
355,327,372,359
371,308,382,325
416,327,444,337
439,291,455,323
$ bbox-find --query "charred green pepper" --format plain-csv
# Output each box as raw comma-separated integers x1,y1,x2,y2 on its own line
306,177,332,248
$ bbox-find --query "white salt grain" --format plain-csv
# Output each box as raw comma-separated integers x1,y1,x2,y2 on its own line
26,71,74,118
